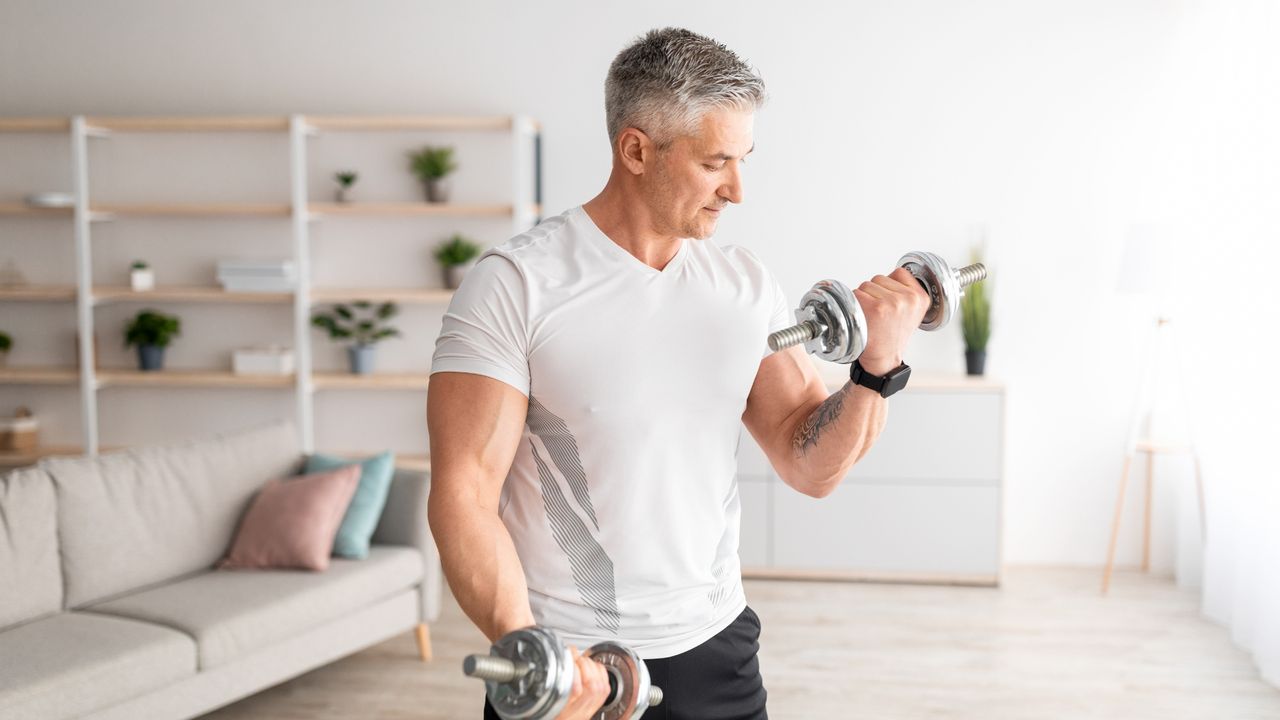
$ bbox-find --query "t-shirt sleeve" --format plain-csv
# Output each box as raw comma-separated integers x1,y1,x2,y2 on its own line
430,253,531,397
764,269,793,359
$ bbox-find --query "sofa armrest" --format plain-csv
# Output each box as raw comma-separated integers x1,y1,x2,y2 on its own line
372,468,442,623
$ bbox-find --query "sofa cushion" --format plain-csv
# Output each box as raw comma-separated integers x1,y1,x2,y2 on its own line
219,464,361,571
0,465,62,631
86,545,424,669
305,450,396,559
0,611,196,720
43,420,303,608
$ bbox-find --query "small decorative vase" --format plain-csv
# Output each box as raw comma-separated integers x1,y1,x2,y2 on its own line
444,261,475,290
964,349,987,376
348,344,376,375
0,351,8,367
130,269,154,292
335,186,353,203
424,178,451,203
138,344,165,371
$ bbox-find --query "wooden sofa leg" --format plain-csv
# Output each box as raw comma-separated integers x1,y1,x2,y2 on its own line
415,623,433,663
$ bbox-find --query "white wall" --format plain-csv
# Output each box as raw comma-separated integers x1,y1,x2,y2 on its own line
1,0,1267,568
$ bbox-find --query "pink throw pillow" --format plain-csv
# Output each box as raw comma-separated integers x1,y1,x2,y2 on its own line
219,464,360,571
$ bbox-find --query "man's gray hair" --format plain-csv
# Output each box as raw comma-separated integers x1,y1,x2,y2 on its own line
605,27,766,147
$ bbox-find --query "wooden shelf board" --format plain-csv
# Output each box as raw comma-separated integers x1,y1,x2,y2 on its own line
0,118,70,132
0,203,73,216
0,366,80,385
93,286,293,304
96,369,295,389
310,288,453,304
304,115,513,132
307,202,514,218
0,285,78,301
312,372,430,390
91,203,291,218
0,445,87,467
84,117,290,133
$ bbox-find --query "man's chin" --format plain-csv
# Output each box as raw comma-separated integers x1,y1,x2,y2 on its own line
687,219,718,240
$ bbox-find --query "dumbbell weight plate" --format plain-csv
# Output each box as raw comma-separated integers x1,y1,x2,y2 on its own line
487,626,575,720
584,642,653,720
798,279,866,364
897,250,961,331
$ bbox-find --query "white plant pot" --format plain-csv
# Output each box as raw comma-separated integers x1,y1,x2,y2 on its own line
130,269,154,292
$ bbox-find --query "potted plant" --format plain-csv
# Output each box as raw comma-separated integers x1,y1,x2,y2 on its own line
130,260,154,291
311,301,401,375
434,234,482,289
334,170,358,203
960,248,991,376
0,331,11,367
124,309,181,371
408,145,457,203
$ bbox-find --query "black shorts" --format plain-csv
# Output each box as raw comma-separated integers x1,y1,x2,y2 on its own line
482,605,768,719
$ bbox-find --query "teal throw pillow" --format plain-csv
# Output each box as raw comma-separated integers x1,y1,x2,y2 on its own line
304,450,396,559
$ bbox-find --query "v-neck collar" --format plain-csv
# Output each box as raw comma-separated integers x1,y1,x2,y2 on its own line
575,205,690,277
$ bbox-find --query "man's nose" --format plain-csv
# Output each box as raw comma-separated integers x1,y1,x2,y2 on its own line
721,163,744,204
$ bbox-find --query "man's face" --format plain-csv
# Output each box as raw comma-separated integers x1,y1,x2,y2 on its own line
643,107,754,240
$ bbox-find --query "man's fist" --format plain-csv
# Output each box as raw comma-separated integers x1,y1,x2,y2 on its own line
553,645,612,720
851,267,932,376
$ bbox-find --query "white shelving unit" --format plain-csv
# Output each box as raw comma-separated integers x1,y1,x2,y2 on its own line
0,114,542,468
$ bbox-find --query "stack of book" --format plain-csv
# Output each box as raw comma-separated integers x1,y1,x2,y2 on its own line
217,259,296,292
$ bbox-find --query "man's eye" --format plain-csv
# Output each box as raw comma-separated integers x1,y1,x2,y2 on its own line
704,163,724,171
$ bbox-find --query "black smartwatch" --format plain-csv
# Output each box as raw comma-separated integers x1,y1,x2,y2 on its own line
849,359,911,398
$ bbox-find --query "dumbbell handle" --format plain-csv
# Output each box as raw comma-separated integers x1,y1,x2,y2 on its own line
767,262,987,354
465,654,664,709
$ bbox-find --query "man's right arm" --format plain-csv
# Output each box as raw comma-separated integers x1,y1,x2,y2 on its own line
426,370,534,643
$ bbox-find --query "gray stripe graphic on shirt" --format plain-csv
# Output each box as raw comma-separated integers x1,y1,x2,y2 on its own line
529,439,621,633
526,396,600,530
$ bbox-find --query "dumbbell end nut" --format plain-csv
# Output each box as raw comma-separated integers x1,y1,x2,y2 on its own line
649,686,664,706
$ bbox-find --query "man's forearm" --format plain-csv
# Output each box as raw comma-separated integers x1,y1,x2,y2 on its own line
788,380,888,495
428,498,536,643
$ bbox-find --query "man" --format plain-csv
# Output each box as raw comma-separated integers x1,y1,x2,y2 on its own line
428,27,929,720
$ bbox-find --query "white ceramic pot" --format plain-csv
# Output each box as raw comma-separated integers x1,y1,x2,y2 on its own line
130,268,154,291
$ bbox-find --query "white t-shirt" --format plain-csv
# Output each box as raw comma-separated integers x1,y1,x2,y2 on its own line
430,205,791,658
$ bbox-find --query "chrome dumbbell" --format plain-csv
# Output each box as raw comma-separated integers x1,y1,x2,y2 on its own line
768,251,987,363
463,626,663,720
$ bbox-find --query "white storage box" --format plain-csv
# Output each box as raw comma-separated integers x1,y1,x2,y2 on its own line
232,346,295,375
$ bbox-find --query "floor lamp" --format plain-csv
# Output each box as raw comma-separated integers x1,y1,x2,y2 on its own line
1101,230,1206,595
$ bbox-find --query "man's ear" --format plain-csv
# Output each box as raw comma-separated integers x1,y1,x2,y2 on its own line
616,127,651,175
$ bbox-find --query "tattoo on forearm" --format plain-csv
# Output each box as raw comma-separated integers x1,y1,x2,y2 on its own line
793,384,852,456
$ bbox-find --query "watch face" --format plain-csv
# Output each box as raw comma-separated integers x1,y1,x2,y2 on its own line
884,364,912,395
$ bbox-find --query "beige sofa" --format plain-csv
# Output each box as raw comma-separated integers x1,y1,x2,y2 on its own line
0,420,441,720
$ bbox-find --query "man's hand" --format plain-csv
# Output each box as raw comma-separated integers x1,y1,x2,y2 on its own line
553,646,612,720
852,267,932,376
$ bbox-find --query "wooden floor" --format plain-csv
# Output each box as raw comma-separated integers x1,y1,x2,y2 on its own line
201,567,1280,719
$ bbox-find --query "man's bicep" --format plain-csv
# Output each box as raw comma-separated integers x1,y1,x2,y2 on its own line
741,346,828,476
427,371,529,512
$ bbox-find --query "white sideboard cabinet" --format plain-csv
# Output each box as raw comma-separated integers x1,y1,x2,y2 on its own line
737,374,1005,586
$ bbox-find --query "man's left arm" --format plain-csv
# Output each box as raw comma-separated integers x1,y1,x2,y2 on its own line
741,267,930,498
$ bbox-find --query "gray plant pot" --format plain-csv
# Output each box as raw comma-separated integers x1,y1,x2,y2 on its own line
965,349,987,376
335,186,353,203
138,344,165,371
348,344,376,375
444,262,475,290
424,178,451,203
